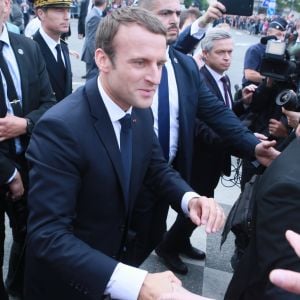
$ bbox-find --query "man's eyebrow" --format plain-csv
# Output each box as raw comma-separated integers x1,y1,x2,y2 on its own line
158,9,181,15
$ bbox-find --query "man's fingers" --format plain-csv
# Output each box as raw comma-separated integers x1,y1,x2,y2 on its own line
286,230,300,257
166,271,181,286
270,269,300,294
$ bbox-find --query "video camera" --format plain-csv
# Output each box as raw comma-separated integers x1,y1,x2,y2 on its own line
259,36,300,111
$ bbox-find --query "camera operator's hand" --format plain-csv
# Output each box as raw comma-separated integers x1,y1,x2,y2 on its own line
282,108,300,129
7,171,24,201
241,84,257,105
255,140,280,167
268,119,289,138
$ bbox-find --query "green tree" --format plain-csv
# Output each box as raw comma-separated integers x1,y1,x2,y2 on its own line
184,0,209,10
276,0,300,13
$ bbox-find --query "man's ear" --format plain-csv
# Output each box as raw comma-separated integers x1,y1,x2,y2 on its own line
94,48,112,73
201,50,208,61
36,8,45,20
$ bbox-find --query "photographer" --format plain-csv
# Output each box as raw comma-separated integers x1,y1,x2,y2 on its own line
242,17,287,87
239,77,291,189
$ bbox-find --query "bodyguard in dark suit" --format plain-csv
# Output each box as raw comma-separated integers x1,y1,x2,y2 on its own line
225,136,300,300
33,0,72,102
24,8,225,299
133,0,279,275
0,0,56,297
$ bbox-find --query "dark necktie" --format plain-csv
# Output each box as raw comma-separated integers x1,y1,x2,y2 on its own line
0,41,22,116
56,44,66,83
158,65,170,161
220,76,232,108
119,114,132,201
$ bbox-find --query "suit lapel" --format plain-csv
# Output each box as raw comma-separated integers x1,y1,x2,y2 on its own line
33,31,66,93
9,33,27,116
85,78,129,210
201,65,224,103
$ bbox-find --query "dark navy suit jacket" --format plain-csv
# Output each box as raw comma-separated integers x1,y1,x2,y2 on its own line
24,77,193,299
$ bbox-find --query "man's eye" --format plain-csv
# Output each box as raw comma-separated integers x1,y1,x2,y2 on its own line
134,61,144,67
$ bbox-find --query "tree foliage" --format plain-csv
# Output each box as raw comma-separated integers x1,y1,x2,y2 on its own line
184,0,209,10
276,0,300,13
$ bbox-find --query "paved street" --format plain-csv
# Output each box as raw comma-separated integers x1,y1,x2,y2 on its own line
4,18,261,299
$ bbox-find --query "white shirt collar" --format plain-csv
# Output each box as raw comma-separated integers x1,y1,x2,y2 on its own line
0,25,11,47
205,64,225,82
97,77,132,123
39,26,60,51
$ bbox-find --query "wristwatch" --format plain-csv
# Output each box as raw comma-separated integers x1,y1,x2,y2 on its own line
26,118,34,135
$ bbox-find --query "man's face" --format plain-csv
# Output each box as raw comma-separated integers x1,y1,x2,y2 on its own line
268,28,286,41
150,0,181,44
38,7,70,37
202,38,233,75
96,24,167,111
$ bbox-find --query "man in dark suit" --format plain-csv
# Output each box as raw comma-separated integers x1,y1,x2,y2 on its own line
33,0,72,102
225,134,300,300
191,28,256,197
81,0,107,80
0,0,56,297
24,7,226,299
132,0,279,275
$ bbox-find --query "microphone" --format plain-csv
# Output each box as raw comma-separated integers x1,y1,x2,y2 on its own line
260,35,278,45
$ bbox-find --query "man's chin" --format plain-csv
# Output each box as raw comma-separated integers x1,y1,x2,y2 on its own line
167,36,178,45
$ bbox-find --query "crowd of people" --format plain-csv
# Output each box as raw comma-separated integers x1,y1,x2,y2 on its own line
0,0,300,299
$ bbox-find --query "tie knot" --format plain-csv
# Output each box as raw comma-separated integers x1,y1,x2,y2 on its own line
56,44,61,51
220,76,227,84
120,113,132,131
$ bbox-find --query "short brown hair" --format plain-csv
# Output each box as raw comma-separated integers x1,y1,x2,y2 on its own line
95,7,167,62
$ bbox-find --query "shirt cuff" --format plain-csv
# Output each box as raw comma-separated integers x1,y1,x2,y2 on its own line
190,18,207,39
6,168,17,184
181,191,201,216
105,262,148,300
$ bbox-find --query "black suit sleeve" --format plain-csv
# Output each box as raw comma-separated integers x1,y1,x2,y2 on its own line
256,178,300,299
0,152,15,185
173,25,201,54
195,73,259,158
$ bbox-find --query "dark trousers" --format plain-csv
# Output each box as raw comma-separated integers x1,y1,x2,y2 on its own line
159,149,219,253
0,155,28,299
